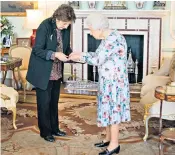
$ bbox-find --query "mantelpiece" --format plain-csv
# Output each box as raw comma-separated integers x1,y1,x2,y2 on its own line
74,10,170,17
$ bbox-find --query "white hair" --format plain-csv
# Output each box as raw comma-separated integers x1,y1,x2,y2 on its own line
86,13,109,30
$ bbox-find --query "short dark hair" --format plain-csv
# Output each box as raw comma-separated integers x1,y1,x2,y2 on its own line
52,4,76,22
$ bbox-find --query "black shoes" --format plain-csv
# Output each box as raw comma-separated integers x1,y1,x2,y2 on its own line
94,141,110,147
40,130,66,142
41,135,55,142
99,145,120,155
52,130,66,137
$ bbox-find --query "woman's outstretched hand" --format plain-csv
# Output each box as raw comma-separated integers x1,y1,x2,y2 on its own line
55,52,69,62
68,52,82,61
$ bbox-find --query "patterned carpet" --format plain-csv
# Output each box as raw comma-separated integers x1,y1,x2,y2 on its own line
1,94,175,155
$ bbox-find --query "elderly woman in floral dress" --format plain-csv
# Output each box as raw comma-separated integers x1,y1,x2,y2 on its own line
69,13,131,155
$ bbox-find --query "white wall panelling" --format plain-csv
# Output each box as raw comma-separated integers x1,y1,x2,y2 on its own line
71,10,169,81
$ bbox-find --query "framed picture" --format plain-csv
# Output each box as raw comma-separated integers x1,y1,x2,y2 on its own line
16,38,31,47
153,1,166,10
104,1,127,10
0,1,38,16
68,1,79,9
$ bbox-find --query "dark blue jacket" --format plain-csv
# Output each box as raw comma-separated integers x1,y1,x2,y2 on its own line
26,17,72,90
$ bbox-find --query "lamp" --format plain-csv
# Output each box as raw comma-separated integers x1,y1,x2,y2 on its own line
25,10,44,47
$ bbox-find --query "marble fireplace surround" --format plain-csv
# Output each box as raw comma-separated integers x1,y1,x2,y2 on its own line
68,10,170,80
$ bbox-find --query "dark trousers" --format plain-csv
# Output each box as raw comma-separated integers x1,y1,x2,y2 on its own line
36,79,61,137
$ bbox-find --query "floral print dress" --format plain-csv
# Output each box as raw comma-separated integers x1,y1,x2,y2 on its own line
82,30,131,127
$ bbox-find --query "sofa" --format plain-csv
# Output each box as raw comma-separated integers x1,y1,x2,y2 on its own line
140,54,175,141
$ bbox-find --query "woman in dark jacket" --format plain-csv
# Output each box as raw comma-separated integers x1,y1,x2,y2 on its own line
26,4,76,142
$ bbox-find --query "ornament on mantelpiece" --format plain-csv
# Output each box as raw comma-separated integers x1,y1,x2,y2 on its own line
135,59,138,84
74,67,77,81
153,1,166,10
135,1,146,9
104,1,127,10
88,1,96,9
93,65,96,82
127,48,135,73
68,1,79,9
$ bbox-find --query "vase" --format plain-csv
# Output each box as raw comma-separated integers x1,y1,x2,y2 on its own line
2,35,12,48
135,1,146,9
88,1,96,9
127,1,148,10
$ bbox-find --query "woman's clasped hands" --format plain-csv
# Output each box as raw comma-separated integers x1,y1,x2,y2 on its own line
68,52,82,61
54,52,82,62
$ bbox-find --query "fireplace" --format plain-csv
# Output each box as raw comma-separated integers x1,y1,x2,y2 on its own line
87,34,144,83
71,10,168,82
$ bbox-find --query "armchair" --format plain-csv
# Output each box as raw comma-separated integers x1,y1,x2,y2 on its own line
140,54,175,141
0,84,19,129
9,45,33,101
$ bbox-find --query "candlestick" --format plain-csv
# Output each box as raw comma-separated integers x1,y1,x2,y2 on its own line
74,67,77,81
93,65,96,82
135,59,138,84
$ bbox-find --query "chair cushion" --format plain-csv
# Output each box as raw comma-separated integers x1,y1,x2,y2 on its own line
9,45,31,70
141,75,171,96
0,86,19,108
140,89,159,105
149,101,175,116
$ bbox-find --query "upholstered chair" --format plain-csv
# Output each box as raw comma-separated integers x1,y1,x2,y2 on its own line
9,45,33,101
140,54,175,141
0,84,19,129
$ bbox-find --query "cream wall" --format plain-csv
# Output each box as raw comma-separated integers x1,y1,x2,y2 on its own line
5,17,31,38
6,1,175,55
